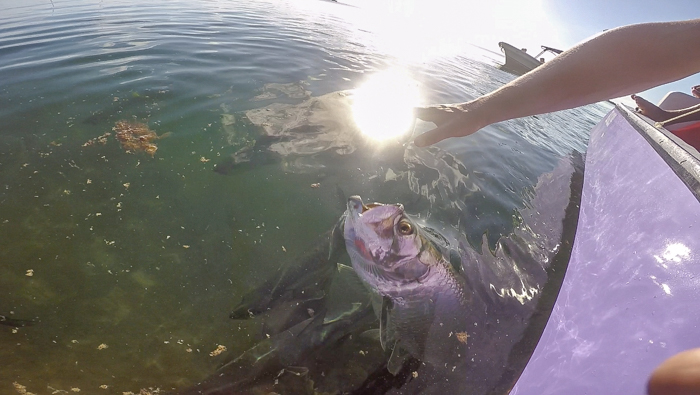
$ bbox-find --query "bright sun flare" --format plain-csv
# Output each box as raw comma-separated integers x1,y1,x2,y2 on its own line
352,69,420,141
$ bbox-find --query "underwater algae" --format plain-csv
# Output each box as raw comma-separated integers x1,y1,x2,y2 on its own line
113,120,171,157
82,120,170,157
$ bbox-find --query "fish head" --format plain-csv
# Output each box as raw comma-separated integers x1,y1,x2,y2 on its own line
344,196,442,284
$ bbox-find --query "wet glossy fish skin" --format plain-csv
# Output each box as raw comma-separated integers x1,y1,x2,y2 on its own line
342,196,473,370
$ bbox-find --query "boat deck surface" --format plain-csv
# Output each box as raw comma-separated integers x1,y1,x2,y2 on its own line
512,105,700,394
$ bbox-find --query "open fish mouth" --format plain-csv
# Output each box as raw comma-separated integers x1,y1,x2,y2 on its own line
362,202,383,212
345,196,397,265
344,196,428,280
347,195,384,216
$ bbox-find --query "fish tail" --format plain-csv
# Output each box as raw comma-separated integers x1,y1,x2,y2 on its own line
0,315,36,327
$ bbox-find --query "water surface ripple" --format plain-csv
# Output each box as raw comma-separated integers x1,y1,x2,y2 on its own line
0,0,608,393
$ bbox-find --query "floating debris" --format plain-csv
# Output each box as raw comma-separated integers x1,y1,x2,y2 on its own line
82,132,111,147
12,382,35,395
97,343,108,350
310,183,320,188
25,269,34,277
455,332,469,344
209,344,226,356
113,120,170,157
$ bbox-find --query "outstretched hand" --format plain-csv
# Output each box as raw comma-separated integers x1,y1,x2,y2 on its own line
412,103,485,147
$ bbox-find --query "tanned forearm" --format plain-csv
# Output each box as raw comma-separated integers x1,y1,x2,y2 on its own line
413,19,700,146
473,19,700,126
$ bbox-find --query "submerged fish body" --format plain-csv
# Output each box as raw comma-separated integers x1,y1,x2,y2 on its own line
342,196,476,372
179,153,582,395
339,182,580,392
0,314,36,327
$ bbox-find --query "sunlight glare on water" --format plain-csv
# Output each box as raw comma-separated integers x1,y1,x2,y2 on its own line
352,69,420,141
338,0,558,63
0,0,604,393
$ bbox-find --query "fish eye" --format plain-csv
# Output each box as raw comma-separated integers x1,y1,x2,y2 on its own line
397,219,413,235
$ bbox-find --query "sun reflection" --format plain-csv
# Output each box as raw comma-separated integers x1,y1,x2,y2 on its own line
336,0,559,63
352,69,420,141
653,242,691,266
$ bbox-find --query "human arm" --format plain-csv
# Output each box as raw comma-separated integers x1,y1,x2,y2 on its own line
414,19,700,147
648,348,700,395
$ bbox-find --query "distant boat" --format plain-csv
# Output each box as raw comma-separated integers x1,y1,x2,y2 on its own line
498,42,563,76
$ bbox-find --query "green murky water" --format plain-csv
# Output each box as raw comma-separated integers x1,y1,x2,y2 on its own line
0,0,609,393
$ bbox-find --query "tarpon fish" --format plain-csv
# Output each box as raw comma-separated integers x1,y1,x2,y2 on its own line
0,314,35,327
340,197,475,376
337,159,582,393
179,154,582,394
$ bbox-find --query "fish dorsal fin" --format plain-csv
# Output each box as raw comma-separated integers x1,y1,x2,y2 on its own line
280,366,309,377
335,263,369,302
379,296,395,350
359,328,381,341
323,302,364,324
336,263,366,292
323,264,370,324
387,340,409,376
336,262,353,274
449,248,463,273
328,214,347,262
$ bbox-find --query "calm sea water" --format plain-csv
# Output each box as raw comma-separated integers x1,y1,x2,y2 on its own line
0,0,610,393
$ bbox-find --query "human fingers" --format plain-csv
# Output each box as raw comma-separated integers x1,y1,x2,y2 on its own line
648,348,700,395
413,121,467,147
414,105,456,124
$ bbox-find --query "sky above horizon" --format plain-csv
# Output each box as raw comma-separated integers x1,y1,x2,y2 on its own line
543,0,700,103
340,0,699,104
